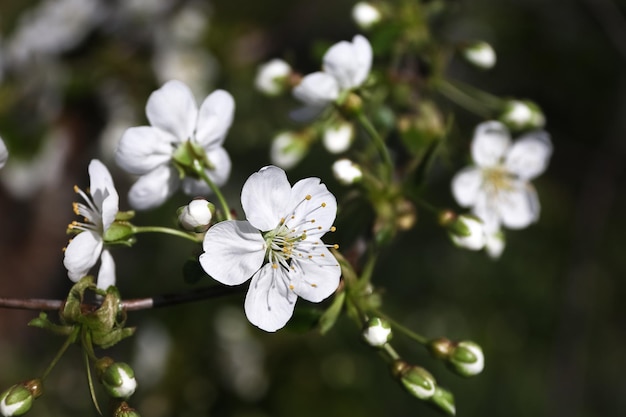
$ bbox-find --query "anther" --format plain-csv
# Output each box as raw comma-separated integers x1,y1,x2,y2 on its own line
305,195,312,200
272,263,278,269
330,226,337,232
333,244,339,249
321,202,326,207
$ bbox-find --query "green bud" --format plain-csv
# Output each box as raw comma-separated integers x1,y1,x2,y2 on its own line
448,341,484,377
114,401,141,417
99,361,137,399
429,386,456,415
362,317,392,347
500,99,545,131
461,41,496,70
392,361,437,400
0,380,42,417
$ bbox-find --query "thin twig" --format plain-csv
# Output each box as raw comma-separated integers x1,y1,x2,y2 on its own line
0,285,245,312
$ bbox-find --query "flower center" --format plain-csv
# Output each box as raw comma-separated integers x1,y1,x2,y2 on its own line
68,185,103,234
482,166,515,197
262,194,337,275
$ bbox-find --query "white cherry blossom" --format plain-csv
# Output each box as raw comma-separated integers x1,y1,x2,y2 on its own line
115,80,234,210
452,121,552,233
63,159,119,290
292,35,372,119
200,166,341,332
0,136,7,169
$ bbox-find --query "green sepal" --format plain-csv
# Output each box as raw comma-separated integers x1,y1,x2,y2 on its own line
61,276,95,324
28,312,76,337
429,386,456,415
92,327,136,350
115,210,135,221
104,222,136,244
318,291,345,335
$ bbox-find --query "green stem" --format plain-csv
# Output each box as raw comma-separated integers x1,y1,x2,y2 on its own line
449,78,505,110
436,79,491,118
83,348,102,416
132,226,202,243
41,326,79,380
192,160,232,220
356,112,394,183
382,343,401,361
374,309,429,345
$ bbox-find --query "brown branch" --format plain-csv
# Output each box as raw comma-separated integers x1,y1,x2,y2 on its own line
0,285,245,312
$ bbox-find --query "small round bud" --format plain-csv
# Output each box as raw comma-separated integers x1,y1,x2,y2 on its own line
351,2,382,30
178,199,214,232
449,214,486,251
393,362,437,400
332,159,362,185
0,380,42,417
322,122,354,154
500,99,545,131
270,131,309,170
99,361,137,399
114,401,141,417
447,341,484,377
461,41,496,70
362,317,392,347
254,59,292,96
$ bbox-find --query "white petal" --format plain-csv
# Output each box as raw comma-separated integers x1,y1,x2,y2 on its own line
293,72,339,106
195,90,235,148
505,131,552,180
241,166,291,232
88,159,119,231
497,183,540,229
128,165,180,210
244,264,297,332
96,249,116,290
323,35,372,90
471,121,511,167
115,126,177,175
485,230,506,259
181,146,231,196
291,246,340,302
0,137,7,169
200,220,265,285
146,80,197,141
451,216,487,250
451,167,482,207
472,192,501,233
64,231,103,282
288,177,337,233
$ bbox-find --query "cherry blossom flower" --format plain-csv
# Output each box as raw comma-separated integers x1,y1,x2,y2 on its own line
452,121,552,234
115,80,234,210
200,166,341,332
292,35,372,119
0,136,7,169
63,159,119,290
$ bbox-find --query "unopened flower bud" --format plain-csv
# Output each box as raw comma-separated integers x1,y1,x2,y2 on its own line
362,317,392,347
255,59,292,96
270,131,309,170
500,100,545,131
351,2,382,29
461,41,496,70
178,199,214,232
429,386,456,416
449,214,486,251
323,122,354,154
114,401,141,417
447,341,484,377
98,360,137,399
332,159,362,185
0,380,42,417
392,361,437,400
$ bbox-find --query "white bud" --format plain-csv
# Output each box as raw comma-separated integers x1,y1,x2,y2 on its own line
332,159,362,185
352,2,382,29
362,317,392,347
0,137,7,170
500,100,545,130
270,132,308,169
462,41,496,70
254,59,292,96
0,385,33,416
102,362,137,399
322,122,354,154
178,199,214,232
449,215,486,251
448,341,484,377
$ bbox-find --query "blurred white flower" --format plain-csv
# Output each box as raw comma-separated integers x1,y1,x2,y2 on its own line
500,100,545,131
270,131,308,170
255,58,292,96
115,80,234,210
485,228,506,259
332,159,362,185
0,136,7,169
200,166,340,332
449,214,487,251
352,2,382,29
452,121,553,233
63,160,119,290
323,122,354,154
293,35,372,119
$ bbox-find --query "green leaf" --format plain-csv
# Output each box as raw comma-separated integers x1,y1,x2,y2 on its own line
318,291,345,334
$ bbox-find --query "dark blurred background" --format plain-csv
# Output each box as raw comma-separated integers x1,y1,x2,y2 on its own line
0,0,625,416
